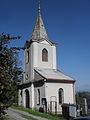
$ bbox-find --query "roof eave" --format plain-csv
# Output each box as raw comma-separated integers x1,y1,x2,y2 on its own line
46,79,76,83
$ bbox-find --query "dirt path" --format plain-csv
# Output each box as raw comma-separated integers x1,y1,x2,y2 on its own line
6,108,48,120
6,108,27,120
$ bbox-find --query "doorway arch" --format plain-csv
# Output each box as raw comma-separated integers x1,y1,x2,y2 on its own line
25,89,30,108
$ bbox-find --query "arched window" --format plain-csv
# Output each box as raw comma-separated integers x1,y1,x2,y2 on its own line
42,48,48,62
37,89,40,105
25,89,30,108
58,88,64,104
26,51,29,63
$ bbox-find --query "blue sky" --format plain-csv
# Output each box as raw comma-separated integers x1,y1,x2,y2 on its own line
0,0,90,91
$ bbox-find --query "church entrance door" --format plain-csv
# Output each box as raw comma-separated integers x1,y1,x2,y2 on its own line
25,89,30,108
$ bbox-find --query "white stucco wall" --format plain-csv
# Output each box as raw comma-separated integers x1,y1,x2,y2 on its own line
18,89,22,106
31,42,57,69
37,43,56,69
21,86,33,108
34,83,45,110
52,46,57,69
24,43,35,82
45,82,75,113
24,47,31,82
32,42,38,68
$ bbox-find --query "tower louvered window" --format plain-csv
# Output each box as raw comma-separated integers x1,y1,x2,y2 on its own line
42,48,48,62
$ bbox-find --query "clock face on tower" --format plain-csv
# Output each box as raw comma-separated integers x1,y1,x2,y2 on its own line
26,51,29,63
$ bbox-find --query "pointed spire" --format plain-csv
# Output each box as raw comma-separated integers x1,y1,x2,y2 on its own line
31,0,49,41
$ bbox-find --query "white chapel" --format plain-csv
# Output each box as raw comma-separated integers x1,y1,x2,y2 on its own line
18,0,76,114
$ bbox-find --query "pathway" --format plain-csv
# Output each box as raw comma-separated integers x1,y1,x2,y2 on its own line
6,108,48,120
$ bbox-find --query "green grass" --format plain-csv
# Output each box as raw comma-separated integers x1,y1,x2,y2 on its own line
11,104,64,120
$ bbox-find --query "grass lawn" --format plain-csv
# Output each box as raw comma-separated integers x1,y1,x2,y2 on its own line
11,104,65,120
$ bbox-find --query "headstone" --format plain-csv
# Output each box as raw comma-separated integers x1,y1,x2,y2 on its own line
82,98,88,115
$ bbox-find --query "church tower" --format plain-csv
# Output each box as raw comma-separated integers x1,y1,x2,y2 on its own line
24,0,57,83
18,0,75,114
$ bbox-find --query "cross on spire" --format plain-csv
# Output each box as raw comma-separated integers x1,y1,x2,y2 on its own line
38,0,41,16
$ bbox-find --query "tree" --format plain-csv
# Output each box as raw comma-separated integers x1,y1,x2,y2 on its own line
76,91,90,109
0,33,23,116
